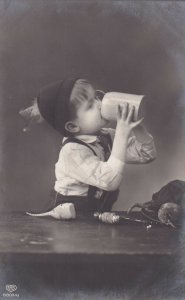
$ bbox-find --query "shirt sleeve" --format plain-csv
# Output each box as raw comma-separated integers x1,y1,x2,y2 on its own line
101,128,157,164
57,143,125,191
125,135,157,163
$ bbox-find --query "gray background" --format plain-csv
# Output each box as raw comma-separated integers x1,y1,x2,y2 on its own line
1,0,185,212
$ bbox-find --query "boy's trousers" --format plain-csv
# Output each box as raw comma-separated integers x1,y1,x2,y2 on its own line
53,188,119,214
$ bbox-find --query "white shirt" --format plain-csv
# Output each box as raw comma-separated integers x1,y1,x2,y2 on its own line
54,128,156,196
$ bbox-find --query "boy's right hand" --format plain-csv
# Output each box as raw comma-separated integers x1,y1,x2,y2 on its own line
116,103,144,137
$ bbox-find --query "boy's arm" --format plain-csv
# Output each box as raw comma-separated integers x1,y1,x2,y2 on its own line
102,125,156,164
59,143,125,192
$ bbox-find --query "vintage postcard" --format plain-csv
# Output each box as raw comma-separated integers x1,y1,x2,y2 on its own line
0,1,185,299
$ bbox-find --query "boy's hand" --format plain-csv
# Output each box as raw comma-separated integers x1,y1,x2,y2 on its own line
111,103,144,163
116,103,144,137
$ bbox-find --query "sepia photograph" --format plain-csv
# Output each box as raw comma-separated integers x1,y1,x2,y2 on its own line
0,0,185,299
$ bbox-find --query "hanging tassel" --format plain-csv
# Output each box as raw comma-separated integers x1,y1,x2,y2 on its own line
19,98,44,133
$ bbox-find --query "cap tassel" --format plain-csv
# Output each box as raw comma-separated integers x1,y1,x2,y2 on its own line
19,98,44,133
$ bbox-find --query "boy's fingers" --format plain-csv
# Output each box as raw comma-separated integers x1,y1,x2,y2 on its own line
131,117,144,128
127,105,135,122
117,104,122,119
122,102,129,120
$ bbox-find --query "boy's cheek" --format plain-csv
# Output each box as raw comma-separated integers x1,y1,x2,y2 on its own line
85,113,95,124
81,112,102,129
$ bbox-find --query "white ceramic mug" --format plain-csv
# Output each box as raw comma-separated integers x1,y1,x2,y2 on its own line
101,92,144,122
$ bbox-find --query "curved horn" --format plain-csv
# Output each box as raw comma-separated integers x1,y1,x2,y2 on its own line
26,203,76,220
26,211,52,217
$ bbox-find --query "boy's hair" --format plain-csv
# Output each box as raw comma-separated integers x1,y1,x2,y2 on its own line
19,78,94,134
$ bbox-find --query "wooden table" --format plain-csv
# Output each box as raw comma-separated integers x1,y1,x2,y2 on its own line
0,212,181,263
0,212,184,299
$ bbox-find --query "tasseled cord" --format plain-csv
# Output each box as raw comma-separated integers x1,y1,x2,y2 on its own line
19,98,44,132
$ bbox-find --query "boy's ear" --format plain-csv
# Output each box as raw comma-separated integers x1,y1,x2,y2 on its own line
65,121,80,134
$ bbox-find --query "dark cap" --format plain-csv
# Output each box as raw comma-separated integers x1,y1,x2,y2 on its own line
37,78,78,136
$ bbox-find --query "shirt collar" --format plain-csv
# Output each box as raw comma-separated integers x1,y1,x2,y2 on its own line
62,129,107,144
63,134,98,144
75,135,98,143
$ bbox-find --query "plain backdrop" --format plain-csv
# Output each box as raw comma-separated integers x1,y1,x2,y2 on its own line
0,0,185,212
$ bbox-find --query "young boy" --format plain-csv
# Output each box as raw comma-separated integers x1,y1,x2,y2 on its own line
21,78,156,217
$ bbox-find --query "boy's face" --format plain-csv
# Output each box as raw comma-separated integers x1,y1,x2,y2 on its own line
74,86,109,135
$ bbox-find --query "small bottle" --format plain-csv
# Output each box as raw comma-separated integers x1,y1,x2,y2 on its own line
94,212,120,224
101,92,144,122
